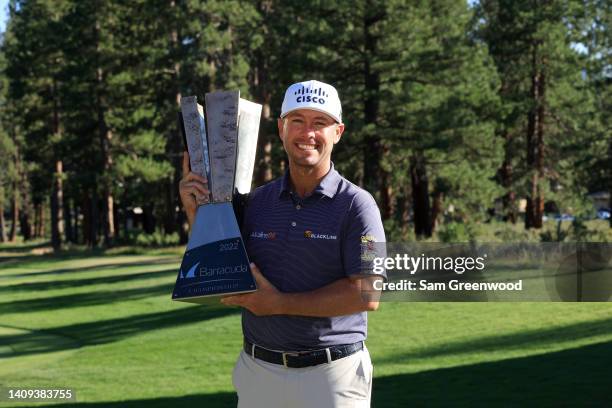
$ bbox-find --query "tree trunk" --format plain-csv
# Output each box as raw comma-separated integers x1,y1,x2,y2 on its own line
103,191,115,246
83,192,99,247
40,202,45,238
19,166,33,240
96,100,115,247
362,9,381,199
380,171,393,220
33,203,38,237
362,8,392,219
9,180,18,242
143,204,156,234
34,203,39,237
90,195,99,248
73,205,80,244
399,184,411,238
82,196,90,246
525,45,545,230
34,202,45,238
9,127,20,242
113,200,119,241
94,20,115,247
254,109,273,185
122,200,129,240
253,28,273,186
50,77,64,251
0,203,6,242
165,1,181,236
64,198,74,243
498,129,517,223
411,153,432,238
431,190,444,235
51,160,64,251
20,210,32,241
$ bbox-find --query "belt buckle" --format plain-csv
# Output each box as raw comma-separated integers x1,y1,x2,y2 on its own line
282,351,299,367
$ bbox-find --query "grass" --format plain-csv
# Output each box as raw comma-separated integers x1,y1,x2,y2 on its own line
0,242,611,407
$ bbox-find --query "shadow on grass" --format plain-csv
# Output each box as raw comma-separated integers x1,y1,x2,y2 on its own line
0,281,176,314
0,258,177,280
376,315,612,364
0,241,50,253
372,339,612,407
15,392,237,408
21,340,612,407
0,267,176,294
0,246,180,271
0,304,239,358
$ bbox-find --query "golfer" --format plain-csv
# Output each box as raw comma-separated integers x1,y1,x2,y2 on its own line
179,80,386,407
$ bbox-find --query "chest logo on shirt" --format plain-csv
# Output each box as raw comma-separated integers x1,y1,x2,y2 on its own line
304,230,337,240
250,231,277,240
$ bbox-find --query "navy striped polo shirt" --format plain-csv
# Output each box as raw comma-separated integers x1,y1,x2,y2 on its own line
241,163,386,351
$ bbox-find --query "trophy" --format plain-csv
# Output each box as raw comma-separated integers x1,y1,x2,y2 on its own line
172,91,261,303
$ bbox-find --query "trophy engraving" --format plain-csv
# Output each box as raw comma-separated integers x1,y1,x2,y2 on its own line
206,91,239,202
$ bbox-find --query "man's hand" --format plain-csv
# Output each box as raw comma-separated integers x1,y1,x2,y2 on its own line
221,263,285,316
179,151,209,226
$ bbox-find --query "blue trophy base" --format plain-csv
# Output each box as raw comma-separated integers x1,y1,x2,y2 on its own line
172,203,256,303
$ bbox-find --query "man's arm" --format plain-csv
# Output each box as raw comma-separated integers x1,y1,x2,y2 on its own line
221,263,382,317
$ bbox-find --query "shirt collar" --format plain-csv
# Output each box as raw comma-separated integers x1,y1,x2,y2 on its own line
279,162,340,199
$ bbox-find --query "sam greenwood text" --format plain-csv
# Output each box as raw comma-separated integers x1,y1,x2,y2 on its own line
374,280,523,291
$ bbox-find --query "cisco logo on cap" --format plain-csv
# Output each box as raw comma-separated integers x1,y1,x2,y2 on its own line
294,86,329,105
281,80,342,123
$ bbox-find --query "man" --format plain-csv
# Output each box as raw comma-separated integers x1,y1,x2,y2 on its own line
179,80,386,407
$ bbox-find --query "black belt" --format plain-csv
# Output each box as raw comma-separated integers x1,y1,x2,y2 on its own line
244,339,364,368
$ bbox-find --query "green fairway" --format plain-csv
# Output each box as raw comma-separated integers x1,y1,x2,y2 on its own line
0,244,611,407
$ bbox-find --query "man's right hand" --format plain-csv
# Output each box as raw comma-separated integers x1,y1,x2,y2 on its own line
179,151,209,227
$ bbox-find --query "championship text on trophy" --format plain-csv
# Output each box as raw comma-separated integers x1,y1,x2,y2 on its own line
172,91,262,303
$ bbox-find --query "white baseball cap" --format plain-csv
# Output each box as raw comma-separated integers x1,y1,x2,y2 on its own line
280,80,342,123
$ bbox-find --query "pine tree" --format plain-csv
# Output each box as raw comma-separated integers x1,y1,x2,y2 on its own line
2,0,74,249
287,0,501,237
478,0,604,230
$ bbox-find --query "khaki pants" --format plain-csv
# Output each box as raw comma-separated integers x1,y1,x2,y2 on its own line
232,345,373,408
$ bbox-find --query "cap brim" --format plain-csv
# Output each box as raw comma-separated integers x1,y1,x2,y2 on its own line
281,107,341,123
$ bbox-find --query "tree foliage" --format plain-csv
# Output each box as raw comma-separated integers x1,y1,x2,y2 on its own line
0,0,608,247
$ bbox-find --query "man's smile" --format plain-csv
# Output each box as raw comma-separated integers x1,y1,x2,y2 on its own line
297,143,318,151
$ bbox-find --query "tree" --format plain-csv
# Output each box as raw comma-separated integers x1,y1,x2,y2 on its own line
569,0,611,227
2,0,73,249
292,0,501,237
477,0,600,230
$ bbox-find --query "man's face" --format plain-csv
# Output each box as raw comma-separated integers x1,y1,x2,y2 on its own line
277,109,345,171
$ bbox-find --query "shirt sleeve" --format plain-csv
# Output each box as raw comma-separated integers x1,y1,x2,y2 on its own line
342,190,387,280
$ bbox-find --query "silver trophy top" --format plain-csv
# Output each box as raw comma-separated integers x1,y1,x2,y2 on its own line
181,91,262,204
235,99,262,195
180,96,211,205
180,96,207,178
205,91,240,203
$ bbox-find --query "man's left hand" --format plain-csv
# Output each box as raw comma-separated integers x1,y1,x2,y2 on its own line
221,263,285,316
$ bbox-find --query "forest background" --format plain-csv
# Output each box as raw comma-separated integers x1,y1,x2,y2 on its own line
0,0,610,251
